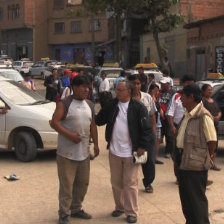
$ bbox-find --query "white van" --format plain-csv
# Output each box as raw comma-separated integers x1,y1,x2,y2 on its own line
0,77,57,161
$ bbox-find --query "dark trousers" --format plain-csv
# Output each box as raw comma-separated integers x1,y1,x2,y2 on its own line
178,170,209,224
99,92,112,108
141,134,156,187
161,119,174,154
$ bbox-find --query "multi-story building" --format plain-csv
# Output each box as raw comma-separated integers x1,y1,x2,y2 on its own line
47,0,111,64
0,0,48,62
0,0,111,64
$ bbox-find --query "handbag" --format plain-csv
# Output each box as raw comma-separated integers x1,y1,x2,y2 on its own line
133,151,148,164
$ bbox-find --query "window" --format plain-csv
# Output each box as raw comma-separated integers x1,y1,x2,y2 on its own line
54,0,64,9
0,7,3,20
15,4,20,18
71,21,82,33
89,19,101,31
55,22,65,34
7,4,20,20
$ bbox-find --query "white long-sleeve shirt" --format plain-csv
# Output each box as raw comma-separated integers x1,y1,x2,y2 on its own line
99,78,110,93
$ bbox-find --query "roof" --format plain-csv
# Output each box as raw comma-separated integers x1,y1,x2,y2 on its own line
184,15,224,29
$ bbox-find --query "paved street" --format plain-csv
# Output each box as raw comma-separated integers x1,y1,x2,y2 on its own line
1,128,224,223
0,78,224,224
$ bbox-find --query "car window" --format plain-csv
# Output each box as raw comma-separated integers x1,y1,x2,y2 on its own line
13,62,21,66
34,61,44,66
0,80,43,105
0,70,24,82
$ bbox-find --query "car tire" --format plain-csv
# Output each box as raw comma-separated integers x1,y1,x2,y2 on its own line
41,72,45,80
15,132,37,162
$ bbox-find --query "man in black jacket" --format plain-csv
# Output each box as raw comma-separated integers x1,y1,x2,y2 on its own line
44,68,61,102
96,80,153,223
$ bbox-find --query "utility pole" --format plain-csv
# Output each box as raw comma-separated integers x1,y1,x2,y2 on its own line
32,0,36,62
90,14,96,65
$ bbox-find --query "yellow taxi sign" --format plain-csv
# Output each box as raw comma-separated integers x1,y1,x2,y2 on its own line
66,63,84,68
207,72,223,78
102,62,120,67
41,57,50,61
135,63,158,68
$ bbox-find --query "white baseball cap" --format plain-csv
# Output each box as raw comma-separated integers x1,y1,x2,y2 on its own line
160,77,171,84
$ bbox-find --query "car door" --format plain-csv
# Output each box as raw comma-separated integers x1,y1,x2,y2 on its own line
0,99,6,146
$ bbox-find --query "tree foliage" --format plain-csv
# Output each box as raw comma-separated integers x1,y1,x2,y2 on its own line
83,0,184,68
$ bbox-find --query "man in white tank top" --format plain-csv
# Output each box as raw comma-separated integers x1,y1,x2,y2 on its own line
51,75,99,224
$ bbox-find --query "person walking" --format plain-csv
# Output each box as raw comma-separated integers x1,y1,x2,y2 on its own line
176,84,217,224
128,74,156,193
138,67,149,93
149,83,164,165
44,68,61,102
158,77,175,158
99,72,111,107
50,75,100,224
95,80,153,223
201,84,222,171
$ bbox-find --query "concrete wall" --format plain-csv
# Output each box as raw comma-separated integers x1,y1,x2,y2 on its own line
186,18,224,79
47,1,108,44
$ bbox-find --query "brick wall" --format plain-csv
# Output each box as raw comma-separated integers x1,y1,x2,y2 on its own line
181,0,224,22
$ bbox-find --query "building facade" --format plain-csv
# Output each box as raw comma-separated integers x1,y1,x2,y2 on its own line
47,0,111,64
0,0,111,63
185,15,224,80
141,0,224,78
0,0,48,61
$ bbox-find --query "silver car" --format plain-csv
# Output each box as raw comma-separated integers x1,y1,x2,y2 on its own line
29,60,57,79
13,60,34,74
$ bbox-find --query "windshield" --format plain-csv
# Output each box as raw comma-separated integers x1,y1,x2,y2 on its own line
0,70,24,82
0,80,45,105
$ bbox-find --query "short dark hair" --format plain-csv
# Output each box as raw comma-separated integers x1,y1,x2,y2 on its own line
182,84,202,103
201,83,212,92
137,66,143,70
52,68,58,72
148,73,155,79
149,83,159,91
181,74,195,83
162,69,169,75
128,74,141,82
72,74,90,86
120,70,126,76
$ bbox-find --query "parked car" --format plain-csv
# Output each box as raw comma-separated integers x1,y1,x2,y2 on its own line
0,76,57,161
0,68,24,82
29,60,58,79
126,63,163,83
13,60,34,74
196,79,224,137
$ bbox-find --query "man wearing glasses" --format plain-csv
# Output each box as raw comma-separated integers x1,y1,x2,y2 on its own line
96,80,153,223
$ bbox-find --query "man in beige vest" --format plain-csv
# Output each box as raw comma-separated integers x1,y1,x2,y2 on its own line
176,84,217,224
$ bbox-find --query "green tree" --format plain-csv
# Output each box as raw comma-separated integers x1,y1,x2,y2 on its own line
83,0,138,64
83,0,183,68
132,0,184,69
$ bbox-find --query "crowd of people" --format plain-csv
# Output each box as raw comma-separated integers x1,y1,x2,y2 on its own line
15,65,221,224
